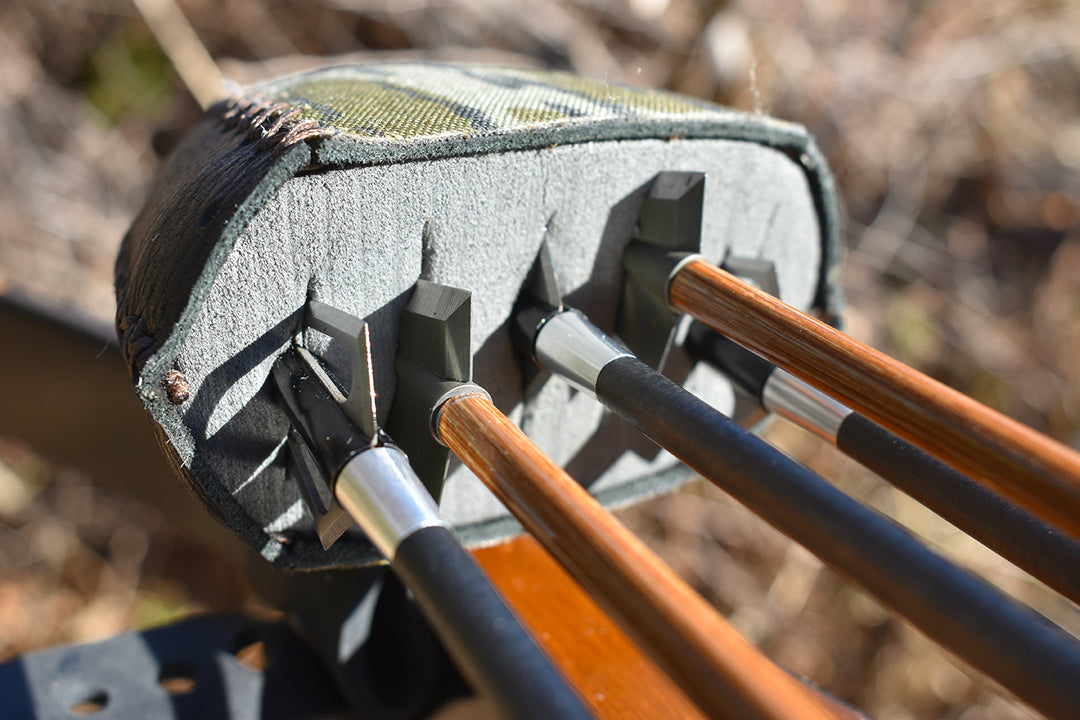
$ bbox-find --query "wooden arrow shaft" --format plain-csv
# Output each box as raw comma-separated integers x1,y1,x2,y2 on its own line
473,535,707,720
474,535,865,720
436,392,848,720
670,257,1080,541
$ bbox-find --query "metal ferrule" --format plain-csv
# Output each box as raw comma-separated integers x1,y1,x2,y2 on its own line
663,252,706,304
335,445,449,559
534,309,632,395
762,368,852,442
429,383,491,446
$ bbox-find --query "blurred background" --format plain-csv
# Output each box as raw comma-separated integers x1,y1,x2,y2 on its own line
1,1,1079,718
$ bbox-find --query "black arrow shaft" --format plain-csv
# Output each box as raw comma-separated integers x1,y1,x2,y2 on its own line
590,353,1080,720
393,525,592,720
837,412,1080,602
687,328,1080,606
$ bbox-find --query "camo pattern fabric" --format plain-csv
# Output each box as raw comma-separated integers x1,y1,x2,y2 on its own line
255,62,726,143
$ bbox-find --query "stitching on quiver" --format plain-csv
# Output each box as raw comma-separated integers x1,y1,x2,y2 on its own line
114,90,323,384
211,90,324,153
117,312,154,379
114,244,154,381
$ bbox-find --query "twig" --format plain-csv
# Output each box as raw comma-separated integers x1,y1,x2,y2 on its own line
131,0,224,110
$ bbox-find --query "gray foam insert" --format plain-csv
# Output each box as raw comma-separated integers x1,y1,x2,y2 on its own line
161,136,820,565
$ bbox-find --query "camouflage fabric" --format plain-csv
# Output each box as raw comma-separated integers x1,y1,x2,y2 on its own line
215,62,830,172
265,63,718,140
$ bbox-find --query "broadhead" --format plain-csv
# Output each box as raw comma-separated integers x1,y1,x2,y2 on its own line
635,172,705,252
618,171,706,369
510,242,565,398
306,301,379,439
387,280,475,500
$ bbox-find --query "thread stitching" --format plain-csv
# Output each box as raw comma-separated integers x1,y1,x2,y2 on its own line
117,312,155,376
211,90,324,153
115,90,324,381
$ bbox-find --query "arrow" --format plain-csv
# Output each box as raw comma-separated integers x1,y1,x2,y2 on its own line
616,171,1080,544
393,279,850,720
271,339,592,720
686,327,1080,606
627,242,1080,544
515,245,1080,720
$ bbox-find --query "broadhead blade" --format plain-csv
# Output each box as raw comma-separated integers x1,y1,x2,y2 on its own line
635,171,705,251
358,322,379,444
511,241,563,398
519,240,563,311
617,171,706,369
286,425,355,549
305,301,378,439
398,280,472,383
316,501,354,550
387,280,474,501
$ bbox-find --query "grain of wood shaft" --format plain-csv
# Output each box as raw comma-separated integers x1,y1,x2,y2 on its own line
671,258,1080,541
438,393,844,720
